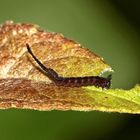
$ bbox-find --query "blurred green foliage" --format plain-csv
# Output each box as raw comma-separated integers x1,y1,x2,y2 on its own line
0,0,139,140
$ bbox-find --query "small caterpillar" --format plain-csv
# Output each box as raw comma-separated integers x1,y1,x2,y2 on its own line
26,44,112,89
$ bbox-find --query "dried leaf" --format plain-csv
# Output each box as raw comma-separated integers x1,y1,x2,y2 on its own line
0,79,140,114
0,21,139,114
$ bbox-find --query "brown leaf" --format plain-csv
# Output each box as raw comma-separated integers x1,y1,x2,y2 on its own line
0,21,113,111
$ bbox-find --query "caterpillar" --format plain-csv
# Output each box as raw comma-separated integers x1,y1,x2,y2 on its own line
26,44,111,89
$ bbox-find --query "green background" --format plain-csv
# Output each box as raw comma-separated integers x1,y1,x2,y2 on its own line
0,0,139,140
